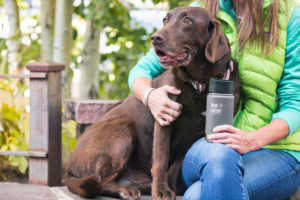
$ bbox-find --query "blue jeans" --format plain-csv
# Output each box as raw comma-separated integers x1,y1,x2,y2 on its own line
181,138,300,200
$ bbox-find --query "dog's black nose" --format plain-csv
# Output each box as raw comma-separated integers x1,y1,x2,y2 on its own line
151,34,164,44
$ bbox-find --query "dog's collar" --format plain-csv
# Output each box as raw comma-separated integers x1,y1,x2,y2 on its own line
190,80,207,94
189,60,234,94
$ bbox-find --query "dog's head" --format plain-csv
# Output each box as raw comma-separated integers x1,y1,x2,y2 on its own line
151,7,231,82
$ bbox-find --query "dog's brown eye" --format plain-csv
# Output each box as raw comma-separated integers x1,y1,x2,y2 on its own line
163,18,167,25
184,17,192,24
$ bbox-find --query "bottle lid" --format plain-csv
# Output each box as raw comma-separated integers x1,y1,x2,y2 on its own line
209,78,234,94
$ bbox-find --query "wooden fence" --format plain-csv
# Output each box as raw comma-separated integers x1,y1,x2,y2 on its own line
0,62,64,186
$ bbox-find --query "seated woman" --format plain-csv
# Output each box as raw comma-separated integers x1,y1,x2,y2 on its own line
128,0,300,199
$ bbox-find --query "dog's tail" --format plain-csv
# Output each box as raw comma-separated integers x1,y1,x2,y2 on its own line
65,175,101,198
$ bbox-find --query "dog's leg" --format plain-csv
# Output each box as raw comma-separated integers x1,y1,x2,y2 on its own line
167,158,184,193
151,122,176,200
117,167,152,194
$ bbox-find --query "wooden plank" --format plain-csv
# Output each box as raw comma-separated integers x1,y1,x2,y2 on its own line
29,77,50,186
26,61,65,72
47,72,62,186
63,99,120,124
0,73,47,79
0,150,47,158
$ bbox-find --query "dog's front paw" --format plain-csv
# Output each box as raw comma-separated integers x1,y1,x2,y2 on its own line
153,188,176,200
119,188,142,200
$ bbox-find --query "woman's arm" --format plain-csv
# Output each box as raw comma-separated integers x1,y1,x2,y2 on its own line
128,49,164,93
271,7,300,135
129,48,182,126
132,77,182,126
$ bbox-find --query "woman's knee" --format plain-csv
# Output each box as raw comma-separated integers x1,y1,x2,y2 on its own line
182,138,243,186
183,138,240,166
182,181,202,200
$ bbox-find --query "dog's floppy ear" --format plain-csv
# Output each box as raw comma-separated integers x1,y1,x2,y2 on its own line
205,19,230,63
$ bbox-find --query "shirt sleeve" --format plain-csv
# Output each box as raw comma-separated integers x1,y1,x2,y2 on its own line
272,6,300,135
128,48,165,93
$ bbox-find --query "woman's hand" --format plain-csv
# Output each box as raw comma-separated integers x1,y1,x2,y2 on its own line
147,85,182,126
207,119,289,154
207,125,261,154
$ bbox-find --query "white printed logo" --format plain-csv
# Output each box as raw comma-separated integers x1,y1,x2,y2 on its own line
211,103,223,115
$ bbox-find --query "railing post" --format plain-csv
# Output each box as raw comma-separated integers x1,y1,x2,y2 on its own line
26,62,65,186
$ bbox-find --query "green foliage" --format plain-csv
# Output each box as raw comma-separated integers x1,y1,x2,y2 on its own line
0,37,8,74
0,79,30,178
0,37,7,50
152,0,192,8
0,4,40,178
0,79,78,178
73,0,153,99
0,5,40,178
62,119,77,165
99,26,151,99
73,0,189,99
19,15,41,67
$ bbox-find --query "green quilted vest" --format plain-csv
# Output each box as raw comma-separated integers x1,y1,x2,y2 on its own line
198,0,300,151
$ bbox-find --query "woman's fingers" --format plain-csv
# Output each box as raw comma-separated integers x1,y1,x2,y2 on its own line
207,132,231,141
147,85,182,126
159,109,181,124
156,118,170,127
209,134,239,144
207,126,258,154
213,125,240,134
162,85,181,95
164,107,181,118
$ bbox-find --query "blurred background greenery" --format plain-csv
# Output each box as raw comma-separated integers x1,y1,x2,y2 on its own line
0,0,191,182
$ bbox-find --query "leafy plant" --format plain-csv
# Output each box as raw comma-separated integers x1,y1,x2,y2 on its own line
84,0,189,99
72,0,153,99
0,79,30,179
151,0,192,8
62,119,77,165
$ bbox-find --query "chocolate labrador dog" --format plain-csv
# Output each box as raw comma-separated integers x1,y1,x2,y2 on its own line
66,6,240,200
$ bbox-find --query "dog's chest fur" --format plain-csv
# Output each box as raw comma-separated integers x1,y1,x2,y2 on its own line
152,68,207,162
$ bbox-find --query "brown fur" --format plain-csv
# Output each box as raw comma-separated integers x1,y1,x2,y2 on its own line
66,7,240,200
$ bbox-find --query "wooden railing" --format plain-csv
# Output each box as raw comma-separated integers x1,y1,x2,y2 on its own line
0,62,64,186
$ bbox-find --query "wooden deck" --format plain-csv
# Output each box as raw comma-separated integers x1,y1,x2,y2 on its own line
0,182,180,200
0,182,299,200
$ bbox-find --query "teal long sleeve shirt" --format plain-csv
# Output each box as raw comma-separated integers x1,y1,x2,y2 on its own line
129,3,300,137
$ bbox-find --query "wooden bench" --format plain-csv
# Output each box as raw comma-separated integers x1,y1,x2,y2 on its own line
64,99,120,137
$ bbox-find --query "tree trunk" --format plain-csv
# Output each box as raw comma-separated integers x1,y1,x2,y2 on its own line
78,20,101,99
40,0,55,61
53,0,74,98
3,0,20,74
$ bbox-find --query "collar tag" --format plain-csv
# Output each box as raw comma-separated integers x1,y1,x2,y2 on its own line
190,81,206,94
